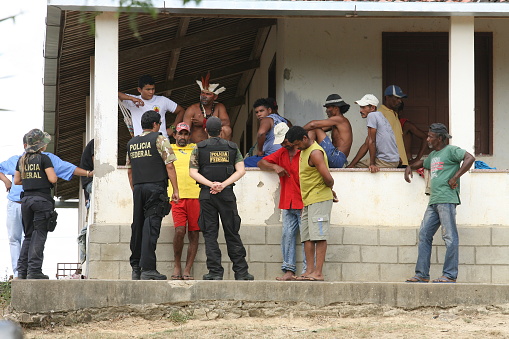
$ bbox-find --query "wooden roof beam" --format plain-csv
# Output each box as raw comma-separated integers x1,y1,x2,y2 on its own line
164,17,190,97
119,18,276,64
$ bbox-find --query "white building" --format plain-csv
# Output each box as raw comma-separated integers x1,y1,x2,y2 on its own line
44,0,509,282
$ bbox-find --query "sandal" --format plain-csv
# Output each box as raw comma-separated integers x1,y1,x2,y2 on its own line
432,276,456,283
182,275,194,280
170,275,183,280
405,276,429,283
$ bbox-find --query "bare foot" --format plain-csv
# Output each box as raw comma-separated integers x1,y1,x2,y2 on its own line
276,271,296,281
303,273,324,281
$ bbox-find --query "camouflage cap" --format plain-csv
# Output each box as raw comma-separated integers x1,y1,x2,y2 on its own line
25,129,51,153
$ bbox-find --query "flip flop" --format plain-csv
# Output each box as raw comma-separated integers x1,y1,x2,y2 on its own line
432,276,456,283
405,276,429,283
170,275,183,280
182,275,194,280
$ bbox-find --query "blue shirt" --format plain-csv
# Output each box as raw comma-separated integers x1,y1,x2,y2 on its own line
0,152,76,202
262,114,287,156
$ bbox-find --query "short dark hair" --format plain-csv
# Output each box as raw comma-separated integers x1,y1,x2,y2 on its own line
286,126,308,143
141,110,161,129
253,98,272,110
138,75,155,89
266,97,278,112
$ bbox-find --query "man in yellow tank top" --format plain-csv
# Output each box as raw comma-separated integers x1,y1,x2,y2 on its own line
287,126,335,282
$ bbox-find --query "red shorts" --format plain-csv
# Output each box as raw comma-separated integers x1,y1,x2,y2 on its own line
171,198,200,231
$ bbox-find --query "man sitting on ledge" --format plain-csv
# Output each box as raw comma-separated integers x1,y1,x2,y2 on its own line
347,94,400,173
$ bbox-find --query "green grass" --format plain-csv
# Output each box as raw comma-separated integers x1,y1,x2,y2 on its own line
167,311,191,325
0,280,11,309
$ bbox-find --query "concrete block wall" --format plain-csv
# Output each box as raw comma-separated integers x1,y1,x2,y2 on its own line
87,224,509,283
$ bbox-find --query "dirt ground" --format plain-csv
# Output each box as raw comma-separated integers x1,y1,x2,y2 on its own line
17,307,509,339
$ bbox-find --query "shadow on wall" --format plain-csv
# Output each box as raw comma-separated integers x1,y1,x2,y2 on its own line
284,90,324,126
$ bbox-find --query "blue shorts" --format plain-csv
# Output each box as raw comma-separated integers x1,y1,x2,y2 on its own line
244,155,264,167
319,136,347,168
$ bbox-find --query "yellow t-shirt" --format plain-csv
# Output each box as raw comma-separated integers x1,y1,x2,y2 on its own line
168,144,200,199
299,142,333,206
379,104,408,166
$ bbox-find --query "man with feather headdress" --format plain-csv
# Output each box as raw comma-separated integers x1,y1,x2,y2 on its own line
183,72,232,143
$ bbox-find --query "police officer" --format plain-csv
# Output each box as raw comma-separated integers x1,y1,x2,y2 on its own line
14,129,58,279
189,116,253,280
127,110,179,280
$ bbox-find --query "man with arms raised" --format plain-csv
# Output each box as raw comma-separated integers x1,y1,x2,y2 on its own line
183,72,231,143
287,126,334,282
119,74,185,137
303,94,353,168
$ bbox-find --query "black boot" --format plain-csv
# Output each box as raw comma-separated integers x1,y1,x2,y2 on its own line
140,270,167,280
132,266,141,280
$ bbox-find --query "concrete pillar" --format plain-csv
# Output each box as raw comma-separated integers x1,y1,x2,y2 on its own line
276,18,287,120
449,16,475,154
87,12,119,278
92,12,118,222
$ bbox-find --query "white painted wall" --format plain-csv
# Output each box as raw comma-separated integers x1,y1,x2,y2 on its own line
101,168,506,227
476,18,509,169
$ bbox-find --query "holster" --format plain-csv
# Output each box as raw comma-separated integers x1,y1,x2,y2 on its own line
47,210,58,232
145,194,171,218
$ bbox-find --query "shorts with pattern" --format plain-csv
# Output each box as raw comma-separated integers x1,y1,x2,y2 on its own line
300,199,333,242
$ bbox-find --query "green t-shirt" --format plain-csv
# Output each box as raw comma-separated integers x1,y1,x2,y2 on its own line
423,145,466,205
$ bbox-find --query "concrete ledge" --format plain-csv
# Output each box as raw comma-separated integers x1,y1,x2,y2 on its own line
10,280,509,314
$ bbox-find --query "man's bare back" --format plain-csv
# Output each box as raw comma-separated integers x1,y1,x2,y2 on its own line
183,102,231,143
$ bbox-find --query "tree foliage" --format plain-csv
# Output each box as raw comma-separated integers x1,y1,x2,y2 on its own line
79,0,201,39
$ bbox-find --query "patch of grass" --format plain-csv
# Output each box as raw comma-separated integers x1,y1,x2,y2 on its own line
167,311,191,325
0,280,11,308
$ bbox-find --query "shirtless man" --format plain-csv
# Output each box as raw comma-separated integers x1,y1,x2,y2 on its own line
183,73,232,143
302,94,353,168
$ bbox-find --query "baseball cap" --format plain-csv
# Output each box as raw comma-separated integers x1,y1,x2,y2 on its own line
205,116,222,133
384,85,407,98
175,122,190,132
25,129,51,153
355,94,379,107
273,122,290,145
323,94,350,114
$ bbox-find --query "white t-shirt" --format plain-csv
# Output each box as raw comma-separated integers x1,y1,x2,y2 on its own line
122,94,178,137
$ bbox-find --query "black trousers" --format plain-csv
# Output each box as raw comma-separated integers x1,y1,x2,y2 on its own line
18,195,54,275
198,188,248,278
130,182,166,270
